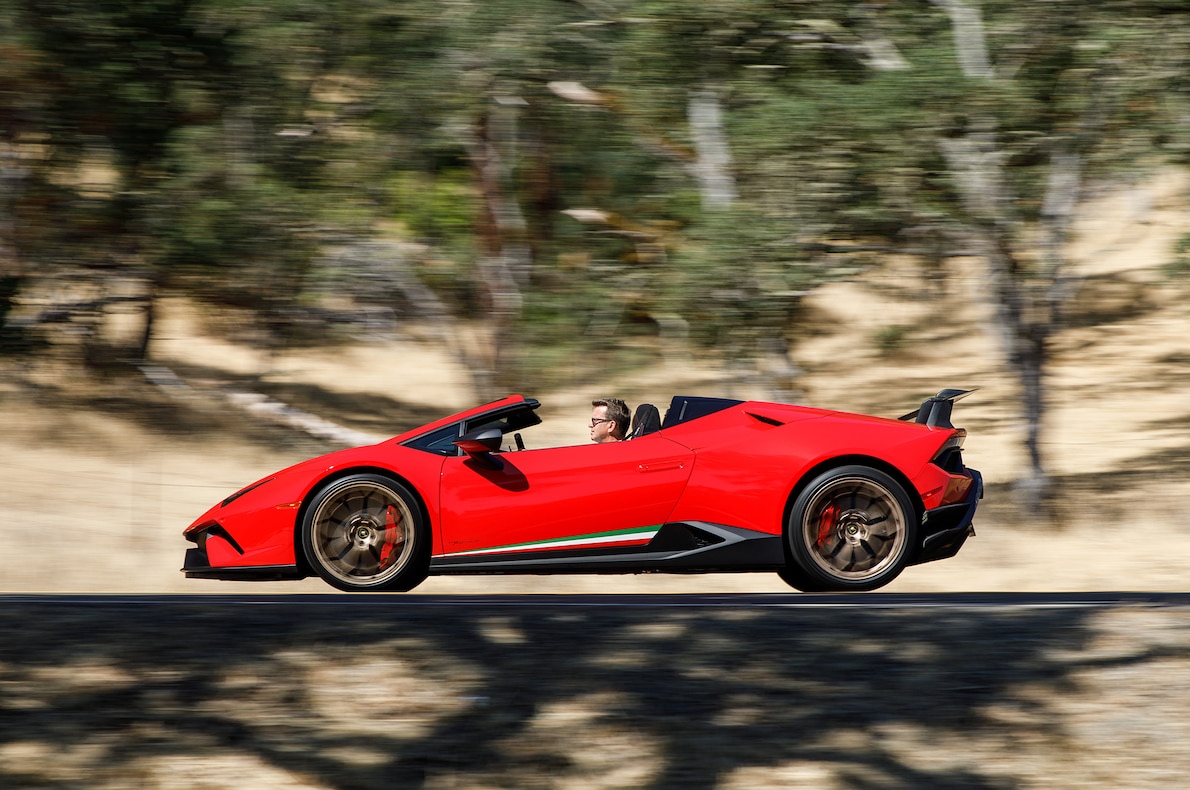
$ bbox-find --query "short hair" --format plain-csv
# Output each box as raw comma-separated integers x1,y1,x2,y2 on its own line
592,397,631,440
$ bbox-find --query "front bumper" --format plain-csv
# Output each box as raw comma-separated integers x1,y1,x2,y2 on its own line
912,469,983,565
182,544,304,581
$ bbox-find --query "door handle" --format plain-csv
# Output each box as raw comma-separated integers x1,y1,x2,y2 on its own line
637,460,685,473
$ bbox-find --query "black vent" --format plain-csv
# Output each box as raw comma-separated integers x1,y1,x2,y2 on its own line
933,447,965,474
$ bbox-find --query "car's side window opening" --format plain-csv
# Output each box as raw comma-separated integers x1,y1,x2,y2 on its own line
406,425,463,456
469,417,511,435
404,405,544,456
468,416,531,452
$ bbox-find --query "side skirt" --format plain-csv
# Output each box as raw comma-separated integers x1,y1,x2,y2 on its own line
429,522,784,575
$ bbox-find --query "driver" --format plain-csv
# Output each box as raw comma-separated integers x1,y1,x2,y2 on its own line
590,397,630,443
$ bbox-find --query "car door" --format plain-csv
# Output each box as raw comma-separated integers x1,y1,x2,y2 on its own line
437,433,694,557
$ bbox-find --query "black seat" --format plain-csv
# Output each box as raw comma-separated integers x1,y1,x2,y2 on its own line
628,403,662,439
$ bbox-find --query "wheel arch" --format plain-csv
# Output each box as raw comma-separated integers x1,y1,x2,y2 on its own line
292,465,432,576
781,454,924,559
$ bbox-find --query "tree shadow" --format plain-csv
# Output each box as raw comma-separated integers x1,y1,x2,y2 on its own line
1046,439,1190,501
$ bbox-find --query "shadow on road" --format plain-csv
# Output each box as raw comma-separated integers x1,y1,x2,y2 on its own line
3,596,1189,788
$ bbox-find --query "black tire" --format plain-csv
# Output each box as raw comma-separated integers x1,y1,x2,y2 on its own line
301,474,430,592
782,465,916,592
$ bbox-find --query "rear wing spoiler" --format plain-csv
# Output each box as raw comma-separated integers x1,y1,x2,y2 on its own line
899,388,976,429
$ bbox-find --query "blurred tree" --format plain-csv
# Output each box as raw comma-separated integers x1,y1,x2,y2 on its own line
543,2,906,391
575,0,1190,490
6,1,215,363
0,1,40,354
0,0,327,365
2,0,1188,491
921,0,1189,496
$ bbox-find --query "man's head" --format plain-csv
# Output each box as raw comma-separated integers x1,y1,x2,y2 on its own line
590,397,630,443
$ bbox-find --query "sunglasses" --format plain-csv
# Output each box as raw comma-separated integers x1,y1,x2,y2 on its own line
589,418,612,427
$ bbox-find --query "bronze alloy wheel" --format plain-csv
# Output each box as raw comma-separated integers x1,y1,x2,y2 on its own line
302,474,430,592
784,465,916,592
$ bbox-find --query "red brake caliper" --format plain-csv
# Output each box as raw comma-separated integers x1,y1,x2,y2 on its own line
816,502,839,547
378,505,404,570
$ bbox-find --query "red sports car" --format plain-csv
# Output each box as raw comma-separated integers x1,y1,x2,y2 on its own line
183,390,982,593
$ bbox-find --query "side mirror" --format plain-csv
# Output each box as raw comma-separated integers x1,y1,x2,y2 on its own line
454,427,503,469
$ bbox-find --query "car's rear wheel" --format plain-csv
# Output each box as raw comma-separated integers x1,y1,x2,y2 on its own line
301,474,430,592
782,465,916,592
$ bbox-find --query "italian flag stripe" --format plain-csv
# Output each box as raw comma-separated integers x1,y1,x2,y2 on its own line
445,526,661,557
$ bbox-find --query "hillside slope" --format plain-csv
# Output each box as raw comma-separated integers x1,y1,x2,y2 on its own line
1,171,1188,594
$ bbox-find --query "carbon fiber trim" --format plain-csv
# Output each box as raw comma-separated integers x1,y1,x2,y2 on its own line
182,546,305,581
429,521,784,575
913,469,983,565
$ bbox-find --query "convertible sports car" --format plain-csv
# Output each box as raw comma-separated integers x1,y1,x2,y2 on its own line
183,390,982,593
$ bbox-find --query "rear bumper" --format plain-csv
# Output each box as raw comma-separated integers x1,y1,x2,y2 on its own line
913,469,982,565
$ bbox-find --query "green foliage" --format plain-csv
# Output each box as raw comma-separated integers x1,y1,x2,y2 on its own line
390,170,478,249
2,0,1189,386
665,202,847,353
1164,234,1190,278
873,324,908,356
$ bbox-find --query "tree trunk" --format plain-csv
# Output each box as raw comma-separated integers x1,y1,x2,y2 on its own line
465,102,531,399
135,280,158,362
981,227,1050,489
929,0,994,79
940,126,1053,497
687,87,737,211
933,0,1061,500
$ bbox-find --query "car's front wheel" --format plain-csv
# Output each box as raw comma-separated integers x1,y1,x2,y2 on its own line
301,474,430,592
782,465,916,592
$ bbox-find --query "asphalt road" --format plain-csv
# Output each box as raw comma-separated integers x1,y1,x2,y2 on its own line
4,593,1190,789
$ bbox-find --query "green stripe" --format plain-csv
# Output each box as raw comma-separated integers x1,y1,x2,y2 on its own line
448,525,662,557
505,525,659,550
